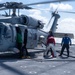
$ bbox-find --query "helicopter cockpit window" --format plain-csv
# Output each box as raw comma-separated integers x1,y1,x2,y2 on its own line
23,17,27,24
0,26,7,39
20,15,27,24
3,26,7,36
0,27,2,39
3,26,11,38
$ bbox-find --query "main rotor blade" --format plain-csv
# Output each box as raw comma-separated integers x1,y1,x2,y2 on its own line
26,0,74,6
0,7,7,10
59,11,75,14
23,6,34,9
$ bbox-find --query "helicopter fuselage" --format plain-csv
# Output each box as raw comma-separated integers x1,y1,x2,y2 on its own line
0,15,44,52
0,13,61,52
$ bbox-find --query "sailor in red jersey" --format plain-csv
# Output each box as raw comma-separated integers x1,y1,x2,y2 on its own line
47,36,55,45
46,36,57,58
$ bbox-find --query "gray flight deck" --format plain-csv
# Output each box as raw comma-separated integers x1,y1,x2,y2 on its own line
0,44,75,75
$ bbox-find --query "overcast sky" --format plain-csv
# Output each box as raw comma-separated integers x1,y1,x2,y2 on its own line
0,0,75,43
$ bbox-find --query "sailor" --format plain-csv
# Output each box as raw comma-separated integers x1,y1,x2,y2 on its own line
47,30,54,39
16,27,23,58
59,34,72,57
22,29,30,58
44,35,57,58
44,31,57,57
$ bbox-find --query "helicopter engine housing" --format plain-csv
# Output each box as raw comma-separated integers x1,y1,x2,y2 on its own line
21,15,44,29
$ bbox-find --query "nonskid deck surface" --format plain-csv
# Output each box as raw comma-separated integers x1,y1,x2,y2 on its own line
0,44,75,75
0,43,75,60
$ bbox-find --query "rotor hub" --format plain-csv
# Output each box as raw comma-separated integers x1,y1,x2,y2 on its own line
4,2,23,9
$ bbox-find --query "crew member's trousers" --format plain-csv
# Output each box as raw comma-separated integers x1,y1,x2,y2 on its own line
44,44,57,57
60,44,69,57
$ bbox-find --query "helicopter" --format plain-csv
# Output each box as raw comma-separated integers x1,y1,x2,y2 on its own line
0,1,74,53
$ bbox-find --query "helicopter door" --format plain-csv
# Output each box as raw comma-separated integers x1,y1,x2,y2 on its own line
9,25,16,45
0,25,12,51
27,29,37,48
0,27,3,45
